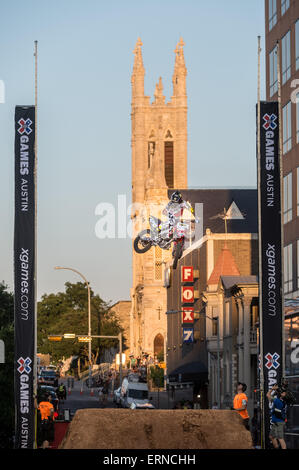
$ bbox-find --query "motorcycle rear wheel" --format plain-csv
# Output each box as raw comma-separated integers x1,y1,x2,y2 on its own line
134,229,152,253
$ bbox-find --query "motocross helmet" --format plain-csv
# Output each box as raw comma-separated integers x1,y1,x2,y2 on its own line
170,190,183,203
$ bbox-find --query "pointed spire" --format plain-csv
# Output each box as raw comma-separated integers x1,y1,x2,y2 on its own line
174,37,186,71
132,38,145,100
172,38,187,99
133,37,144,74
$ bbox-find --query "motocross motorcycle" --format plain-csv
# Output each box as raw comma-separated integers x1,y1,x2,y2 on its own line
133,215,190,269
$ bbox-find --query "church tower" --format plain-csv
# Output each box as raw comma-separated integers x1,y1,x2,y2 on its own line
130,38,188,359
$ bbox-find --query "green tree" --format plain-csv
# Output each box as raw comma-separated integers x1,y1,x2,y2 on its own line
37,282,123,366
0,282,14,448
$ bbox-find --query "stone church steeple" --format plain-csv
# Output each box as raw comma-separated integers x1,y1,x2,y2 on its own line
130,39,188,358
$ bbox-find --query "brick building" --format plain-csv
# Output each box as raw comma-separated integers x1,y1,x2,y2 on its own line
165,188,258,409
265,0,299,297
265,0,299,447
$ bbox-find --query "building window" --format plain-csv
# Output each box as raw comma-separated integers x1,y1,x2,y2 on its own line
281,31,291,84
284,244,293,294
269,46,278,97
164,141,174,188
284,172,292,223
225,302,230,336
269,0,277,31
283,101,292,154
281,0,289,16
212,308,218,336
296,20,299,71
153,333,164,359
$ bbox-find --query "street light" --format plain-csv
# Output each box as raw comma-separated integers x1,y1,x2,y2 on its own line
166,309,221,409
54,266,92,388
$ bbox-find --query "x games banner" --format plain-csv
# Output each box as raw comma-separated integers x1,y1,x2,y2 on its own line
14,106,36,448
258,101,283,447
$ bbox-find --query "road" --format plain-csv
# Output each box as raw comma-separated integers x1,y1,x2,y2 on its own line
57,378,117,418
56,377,177,419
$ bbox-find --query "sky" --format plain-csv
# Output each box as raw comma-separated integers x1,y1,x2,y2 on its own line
0,0,266,304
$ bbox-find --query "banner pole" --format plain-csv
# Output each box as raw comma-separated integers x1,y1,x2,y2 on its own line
33,39,38,449
276,40,285,380
256,35,264,449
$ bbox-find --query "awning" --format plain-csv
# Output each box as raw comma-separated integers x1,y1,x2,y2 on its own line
168,361,208,383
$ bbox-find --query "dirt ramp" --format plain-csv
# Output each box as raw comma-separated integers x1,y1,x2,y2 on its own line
59,409,252,449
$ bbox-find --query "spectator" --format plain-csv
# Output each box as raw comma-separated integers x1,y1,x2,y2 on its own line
102,379,110,405
233,382,250,430
131,356,136,368
56,383,66,401
37,394,55,449
212,402,218,409
266,385,287,449
98,385,104,407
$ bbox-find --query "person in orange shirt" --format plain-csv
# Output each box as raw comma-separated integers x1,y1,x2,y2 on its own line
37,394,54,449
233,382,250,430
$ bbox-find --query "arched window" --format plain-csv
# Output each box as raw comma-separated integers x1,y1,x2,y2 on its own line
154,333,164,358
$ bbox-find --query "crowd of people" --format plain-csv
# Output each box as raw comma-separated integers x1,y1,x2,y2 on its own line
129,353,160,369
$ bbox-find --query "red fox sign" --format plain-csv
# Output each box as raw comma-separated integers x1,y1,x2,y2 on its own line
181,266,194,282
181,286,194,303
182,308,194,324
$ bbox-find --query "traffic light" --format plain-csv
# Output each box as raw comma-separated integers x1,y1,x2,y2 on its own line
48,335,63,342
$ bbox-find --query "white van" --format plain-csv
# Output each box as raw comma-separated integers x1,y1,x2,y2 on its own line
120,376,154,409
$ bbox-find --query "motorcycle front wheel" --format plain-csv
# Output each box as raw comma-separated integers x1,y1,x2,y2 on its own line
134,229,152,253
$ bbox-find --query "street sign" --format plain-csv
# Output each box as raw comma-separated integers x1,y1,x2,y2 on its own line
183,327,194,343
48,335,63,342
181,266,194,282
78,336,91,342
181,286,194,303
182,308,194,324
63,333,76,339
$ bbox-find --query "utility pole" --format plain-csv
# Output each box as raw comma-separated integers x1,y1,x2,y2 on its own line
54,266,92,388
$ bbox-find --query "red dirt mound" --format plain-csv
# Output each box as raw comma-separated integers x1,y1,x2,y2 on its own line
59,409,252,449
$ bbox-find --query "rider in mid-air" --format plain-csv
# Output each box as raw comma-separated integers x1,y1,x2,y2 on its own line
163,190,196,229
161,190,198,252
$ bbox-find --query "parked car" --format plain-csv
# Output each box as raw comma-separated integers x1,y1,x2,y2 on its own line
120,377,154,409
113,387,122,406
38,369,58,387
45,365,60,378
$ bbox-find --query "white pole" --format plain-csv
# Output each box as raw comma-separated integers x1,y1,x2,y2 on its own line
276,40,285,380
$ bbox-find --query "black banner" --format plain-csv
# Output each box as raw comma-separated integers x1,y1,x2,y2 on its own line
14,106,36,448
258,101,283,447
